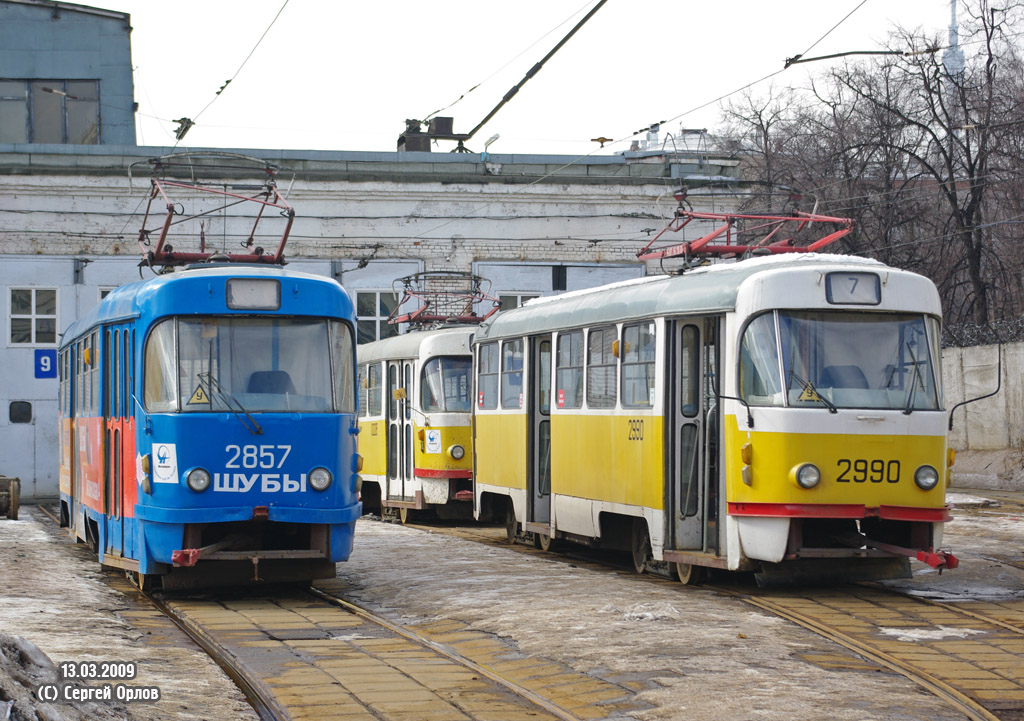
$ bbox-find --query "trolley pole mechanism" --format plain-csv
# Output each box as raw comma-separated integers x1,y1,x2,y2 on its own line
388,271,501,328
637,196,854,263
135,153,295,273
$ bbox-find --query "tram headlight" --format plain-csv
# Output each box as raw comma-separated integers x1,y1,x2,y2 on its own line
186,468,211,493
448,444,465,461
795,463,821,489
914,465,939,491
309,467,333,491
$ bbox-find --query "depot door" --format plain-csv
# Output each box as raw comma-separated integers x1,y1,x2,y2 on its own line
386,361,414,501
671,321,706,550
528,335,552,525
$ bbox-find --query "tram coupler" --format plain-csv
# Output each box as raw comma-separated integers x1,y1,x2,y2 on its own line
171,548,201,567
862,537,959,572
916,549,959,572
172,535,245,567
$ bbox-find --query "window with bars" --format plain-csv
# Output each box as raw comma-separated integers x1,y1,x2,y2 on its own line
10,288,57,345
0,80,100,144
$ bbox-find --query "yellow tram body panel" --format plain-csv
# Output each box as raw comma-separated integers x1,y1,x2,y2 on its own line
413,423,473,475
550,414,664,510
474,413,528,490
357,418,388,478
723,415,949,509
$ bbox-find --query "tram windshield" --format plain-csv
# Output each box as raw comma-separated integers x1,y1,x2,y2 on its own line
421,356,472,412
739,311,942,411
144,317,355,413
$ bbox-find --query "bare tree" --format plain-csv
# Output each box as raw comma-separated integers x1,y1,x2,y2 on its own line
721,0,1024,330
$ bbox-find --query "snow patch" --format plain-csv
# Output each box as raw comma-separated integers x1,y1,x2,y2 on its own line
601,602,681,622
877,625,985,642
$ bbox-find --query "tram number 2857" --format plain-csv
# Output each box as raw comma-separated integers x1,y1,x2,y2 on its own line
836,458,900,483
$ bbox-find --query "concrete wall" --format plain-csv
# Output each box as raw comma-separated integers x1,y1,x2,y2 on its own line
943,342,1024,490
0,144,744,498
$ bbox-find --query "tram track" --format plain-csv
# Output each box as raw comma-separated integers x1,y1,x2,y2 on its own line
35,505,631,721
401,517,1024,721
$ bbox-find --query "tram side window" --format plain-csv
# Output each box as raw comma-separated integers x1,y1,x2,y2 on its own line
357,366,368,417
555,330,583,409
144,320,177,412
621,322,656,408
739,313,784,406
58,350,66,415
587,327,617,409
501,340,524,409
90,331,99,415
74,341,83,415
331,321,356,413
367,363,383,416
477,343,499,410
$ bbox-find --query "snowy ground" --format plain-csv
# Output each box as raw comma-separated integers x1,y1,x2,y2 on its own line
335,509,1024,721
0,492,1020,721
0,508,256,721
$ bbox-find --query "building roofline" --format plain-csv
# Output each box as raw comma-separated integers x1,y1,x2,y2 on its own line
0,143,744,187
1,0,129,22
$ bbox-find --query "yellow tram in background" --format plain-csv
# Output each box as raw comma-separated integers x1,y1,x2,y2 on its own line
472,254,957,584
358,327,475,521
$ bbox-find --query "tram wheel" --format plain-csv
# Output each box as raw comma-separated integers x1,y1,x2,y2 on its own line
674,562,703,586
399,507,412,525
631,518,652,574
535,532,557,552
504,503,518,543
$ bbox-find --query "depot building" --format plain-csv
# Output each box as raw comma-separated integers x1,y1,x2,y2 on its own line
0,0,745,498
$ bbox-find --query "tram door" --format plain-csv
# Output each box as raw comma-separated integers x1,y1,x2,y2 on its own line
103,329,119,552
527,335,552,525
103,327,126,554
671,321,708,550
386,360,414,501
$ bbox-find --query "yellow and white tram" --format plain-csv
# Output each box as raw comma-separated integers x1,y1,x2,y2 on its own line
358,327,475,521
472,254,957,584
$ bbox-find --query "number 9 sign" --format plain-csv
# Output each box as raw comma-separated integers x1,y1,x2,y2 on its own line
35,349,57,379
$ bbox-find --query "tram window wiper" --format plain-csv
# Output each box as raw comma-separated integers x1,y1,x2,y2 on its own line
199,371,264,435
902,345,923,416
786,370,838,413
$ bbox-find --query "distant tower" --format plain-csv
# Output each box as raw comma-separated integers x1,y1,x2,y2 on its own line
942,0,965,86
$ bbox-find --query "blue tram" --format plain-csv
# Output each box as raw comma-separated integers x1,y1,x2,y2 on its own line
58,265,361,589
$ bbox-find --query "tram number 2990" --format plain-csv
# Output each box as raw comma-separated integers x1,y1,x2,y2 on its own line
627,419,645,441
836,458,899,483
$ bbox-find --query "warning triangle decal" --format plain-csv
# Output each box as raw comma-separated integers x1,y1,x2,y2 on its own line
797,383,822,403
188,385,211,405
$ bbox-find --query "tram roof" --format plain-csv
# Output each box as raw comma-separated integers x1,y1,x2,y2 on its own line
59,265,346,347
357,326,476,365
475,254,895,341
